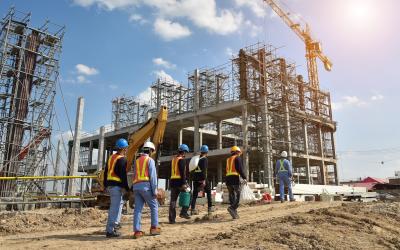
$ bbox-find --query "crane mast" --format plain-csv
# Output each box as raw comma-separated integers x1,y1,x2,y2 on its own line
263,0,332,90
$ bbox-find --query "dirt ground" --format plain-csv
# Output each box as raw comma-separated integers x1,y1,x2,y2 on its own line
1,201,399,250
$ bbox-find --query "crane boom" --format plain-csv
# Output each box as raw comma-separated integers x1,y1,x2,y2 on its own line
263,0,332,89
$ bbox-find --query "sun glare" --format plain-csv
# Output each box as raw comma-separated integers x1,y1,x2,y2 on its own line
347,0,375,25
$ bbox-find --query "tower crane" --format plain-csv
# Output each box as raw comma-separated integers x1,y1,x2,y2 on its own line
263,0,332,90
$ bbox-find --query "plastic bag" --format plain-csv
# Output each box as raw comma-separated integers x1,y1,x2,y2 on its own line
189,155,200,172
240,184,256,204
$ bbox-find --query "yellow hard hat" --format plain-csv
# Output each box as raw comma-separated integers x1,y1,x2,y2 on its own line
230,146,241,153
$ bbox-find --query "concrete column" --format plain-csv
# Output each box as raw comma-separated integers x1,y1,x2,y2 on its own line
193,69,200,153
88,140,93,167
303,121,311,184
285,102,293,163
241,104,249,179
217,161,223,183
53,139,62,192
199,132,203,148
216,120,222,149
178,129,183,146
318,125,327,185
97,126,105,171
331,131,339,185
68,97,84,195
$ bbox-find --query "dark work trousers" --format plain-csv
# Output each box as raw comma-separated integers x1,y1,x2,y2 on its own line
227,185,241,210
168,186,189,223
191,181,212,210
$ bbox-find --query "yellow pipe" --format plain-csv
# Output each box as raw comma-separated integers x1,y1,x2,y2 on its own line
0,175,97,181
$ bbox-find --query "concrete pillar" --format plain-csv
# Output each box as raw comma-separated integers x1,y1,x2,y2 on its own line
260,93,273,189
331,131,339,185
68,97,84,195
88,140,93,167
199,132,203,148
303,121,311,184
193,69,200,153
318,125,327,185
241,104,249,179
53,139,62,192
178,129,183,146
97,126,105,171
285,102,293,163
217,161,223,183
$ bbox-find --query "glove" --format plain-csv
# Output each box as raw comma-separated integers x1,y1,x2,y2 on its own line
241,179,247,185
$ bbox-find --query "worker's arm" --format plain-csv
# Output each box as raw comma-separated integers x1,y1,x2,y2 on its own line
103,163,108,188
202,157,208,180
148,158,158,197
234,157,247,180
116,158,130,191
178,158,187,183
286,160,292,177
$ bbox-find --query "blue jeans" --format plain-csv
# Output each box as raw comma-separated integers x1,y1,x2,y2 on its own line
133,189,159,232
106,186,123,233
279,174,294,201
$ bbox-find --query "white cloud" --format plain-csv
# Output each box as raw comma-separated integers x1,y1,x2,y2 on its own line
154,18,191,41
129,14,147,24
75,64,99,76
153,70,180,85
153,57,176,69
371,94,384,101
73,0,243,37
332,95,367,110
108,84,118,90
137,87,151,103
235,0,267,17
77,75,91,84
225,47,233,57
244,20,262,38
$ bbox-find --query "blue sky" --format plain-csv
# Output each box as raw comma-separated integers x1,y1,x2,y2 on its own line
1,0,399,180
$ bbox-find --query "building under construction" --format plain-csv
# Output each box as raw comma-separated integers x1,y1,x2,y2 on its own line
73,43,338,190
0,8,65,198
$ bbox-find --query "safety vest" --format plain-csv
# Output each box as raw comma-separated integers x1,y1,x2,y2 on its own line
107,153,124,182
133,155,150,184
278,159,288,173
226,155,239,176
171,156,183,179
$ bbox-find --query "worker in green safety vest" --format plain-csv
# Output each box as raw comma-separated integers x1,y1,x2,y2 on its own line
275,151,295,203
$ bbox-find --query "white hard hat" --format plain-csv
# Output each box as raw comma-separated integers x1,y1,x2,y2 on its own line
281,151,288,158
143,141,156,151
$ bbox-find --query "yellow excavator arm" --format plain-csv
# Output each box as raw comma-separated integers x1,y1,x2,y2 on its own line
97,106,168,191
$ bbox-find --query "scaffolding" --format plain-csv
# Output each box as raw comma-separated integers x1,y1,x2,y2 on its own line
92,42,337,187
0,8,65,197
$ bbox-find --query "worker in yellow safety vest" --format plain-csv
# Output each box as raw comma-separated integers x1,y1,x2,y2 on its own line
225,146,247,219
131,141,161,239
103,138,130,237
168,144,190,223
276,151,295,203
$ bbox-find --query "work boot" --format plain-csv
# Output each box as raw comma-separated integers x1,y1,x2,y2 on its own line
234,209,240,219
168,221,176,224
208,206,215,214
280,200,285,203
114,223,121,230
132,231,145,239
106,231,121,238
290,198,296,202
227,207,236,219
190,209,199,215
179,213,191,219
150,226,161,236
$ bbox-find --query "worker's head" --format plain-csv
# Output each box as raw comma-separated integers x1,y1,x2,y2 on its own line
200,145,209,156
142,141,156,155
115,138,129,155
178,144,189,155
281,151,288,158
230,146,241,155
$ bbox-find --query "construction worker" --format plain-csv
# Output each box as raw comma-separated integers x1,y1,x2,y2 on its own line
225,146,247,219
276,151,295,202
103,138,130,237
190,145,213,215
131,142,161,239
168,144,191,223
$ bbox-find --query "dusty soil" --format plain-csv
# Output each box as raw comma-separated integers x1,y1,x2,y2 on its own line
0,201,399,250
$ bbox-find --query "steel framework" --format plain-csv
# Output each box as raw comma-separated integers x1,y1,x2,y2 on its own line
0,8,65,197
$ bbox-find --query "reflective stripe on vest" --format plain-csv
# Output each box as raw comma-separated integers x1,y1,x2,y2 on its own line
171,156,183,179
194,156,206,173
279,159,288,173
107,154,124,182
226,155,239,176
133,155,150,184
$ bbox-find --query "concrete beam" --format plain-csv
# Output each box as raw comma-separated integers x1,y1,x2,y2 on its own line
97,126,105,171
